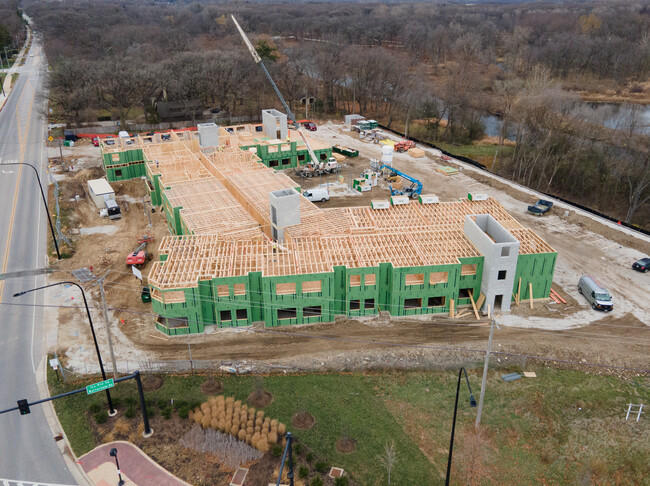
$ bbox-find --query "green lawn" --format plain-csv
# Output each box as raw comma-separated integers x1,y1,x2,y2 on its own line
48,366,649,485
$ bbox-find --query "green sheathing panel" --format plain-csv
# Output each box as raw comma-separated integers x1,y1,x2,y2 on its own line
102,148,145,182
256,141,298,169
513,253,557,301
248,272,264,322
378,263,394,312
198,279,215,327
152,287,203,335
332,266,347,316
262,272,335,327
346,267,381,316
386,264,462,316
211,276,254,328
457,257,484,307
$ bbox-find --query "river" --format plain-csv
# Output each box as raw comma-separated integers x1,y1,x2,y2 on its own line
481,102,650,140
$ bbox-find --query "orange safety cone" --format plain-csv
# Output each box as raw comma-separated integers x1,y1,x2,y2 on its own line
617,220,622,225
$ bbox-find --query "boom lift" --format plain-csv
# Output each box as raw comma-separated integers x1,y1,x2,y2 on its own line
232,15,320,166
379,164,423,199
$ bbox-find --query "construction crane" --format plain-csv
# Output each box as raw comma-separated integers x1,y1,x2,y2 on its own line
231,15,319,166
379,164,423,199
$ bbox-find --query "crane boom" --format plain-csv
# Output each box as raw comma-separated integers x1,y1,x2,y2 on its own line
231,15,320,166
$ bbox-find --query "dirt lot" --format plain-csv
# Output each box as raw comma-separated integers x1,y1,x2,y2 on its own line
45,126,650,377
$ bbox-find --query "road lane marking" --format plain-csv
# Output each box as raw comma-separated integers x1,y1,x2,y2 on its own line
31,110,45,374
0,82,36,304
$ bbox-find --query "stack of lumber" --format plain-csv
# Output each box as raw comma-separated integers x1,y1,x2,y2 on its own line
408,148,425,158
437,166,459,176
332,152,346,162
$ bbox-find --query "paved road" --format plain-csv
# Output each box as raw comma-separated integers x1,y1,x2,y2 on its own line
0,31,76,483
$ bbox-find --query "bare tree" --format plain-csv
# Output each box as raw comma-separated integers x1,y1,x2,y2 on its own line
377,439,397,485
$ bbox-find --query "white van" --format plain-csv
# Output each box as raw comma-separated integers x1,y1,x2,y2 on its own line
303,187,330,203
578,276,613,311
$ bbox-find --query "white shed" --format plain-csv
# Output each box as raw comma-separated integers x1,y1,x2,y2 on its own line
87,178,115,209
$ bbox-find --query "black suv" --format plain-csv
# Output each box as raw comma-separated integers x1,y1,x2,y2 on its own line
632,257,650,273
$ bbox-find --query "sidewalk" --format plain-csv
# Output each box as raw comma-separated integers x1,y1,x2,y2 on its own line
0,26,31,111
78,442,192,486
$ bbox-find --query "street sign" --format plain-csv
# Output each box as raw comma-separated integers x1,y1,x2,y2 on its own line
48,136,53,141
86,378,114,395
49,358,59,370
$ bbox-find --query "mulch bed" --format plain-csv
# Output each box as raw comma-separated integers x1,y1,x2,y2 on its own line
335,438,357,454
141,374,163,392
200,379,224,395
247,390,274,408
291,411,315,430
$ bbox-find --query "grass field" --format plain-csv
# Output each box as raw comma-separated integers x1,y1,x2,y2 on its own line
48,366,649,485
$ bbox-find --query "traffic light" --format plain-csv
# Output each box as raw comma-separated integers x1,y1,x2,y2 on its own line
17,399,30,415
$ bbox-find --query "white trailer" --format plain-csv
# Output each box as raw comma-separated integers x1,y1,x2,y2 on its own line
87,178,116,209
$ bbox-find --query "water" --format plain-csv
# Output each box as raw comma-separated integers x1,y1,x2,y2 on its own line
580,103,650,135
480,102,650,141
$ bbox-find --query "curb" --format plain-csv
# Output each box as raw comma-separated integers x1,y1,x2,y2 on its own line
37,356,94,486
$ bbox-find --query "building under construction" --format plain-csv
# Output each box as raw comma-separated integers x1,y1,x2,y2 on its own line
100,113,557,336
99,110,332,182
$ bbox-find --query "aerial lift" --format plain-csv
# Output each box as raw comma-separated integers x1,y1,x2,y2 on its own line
232,15,321,167
379,165,423,199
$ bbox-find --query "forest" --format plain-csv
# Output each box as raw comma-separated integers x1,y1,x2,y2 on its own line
17,0,650,228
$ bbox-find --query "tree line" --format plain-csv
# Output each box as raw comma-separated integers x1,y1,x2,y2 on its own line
0,0,25,52
24,0,650,228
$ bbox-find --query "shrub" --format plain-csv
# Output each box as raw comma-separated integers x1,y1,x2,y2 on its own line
147,407,155,419
177,404,191,419
314,461,328,474
125,406,136,419
125,396,137,407
306,452,314,462
294,443,303,455
335,476,349,486
310,476,323,486
271,444,284,457
298,466,309,479
157,398,168,409
88,403,101,414
162,407,172,420
94,411,108,424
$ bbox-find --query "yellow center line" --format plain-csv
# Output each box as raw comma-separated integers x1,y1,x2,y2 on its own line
0,83,36,304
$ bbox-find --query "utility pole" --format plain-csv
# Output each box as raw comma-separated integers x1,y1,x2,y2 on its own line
99,277,118,379
58,138,64,168
143,196,152,227
475,318,498,428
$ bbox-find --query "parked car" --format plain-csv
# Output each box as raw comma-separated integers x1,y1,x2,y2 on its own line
632,257,650,273
91,137,99,147
578,276,613,311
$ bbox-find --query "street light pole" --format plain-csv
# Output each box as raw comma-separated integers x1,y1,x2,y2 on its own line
109,448,125,486
476,318,499,428
445,367,477,486
14,281,115,414
1,162,61,259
